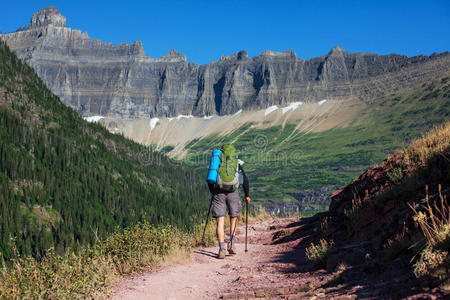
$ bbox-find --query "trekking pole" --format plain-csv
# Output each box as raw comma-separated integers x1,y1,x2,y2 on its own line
245,199,248,252
201,197,213,246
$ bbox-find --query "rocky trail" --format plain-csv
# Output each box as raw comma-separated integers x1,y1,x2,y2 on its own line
111,217,444,299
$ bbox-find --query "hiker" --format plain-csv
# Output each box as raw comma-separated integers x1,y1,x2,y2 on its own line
207,144,250,259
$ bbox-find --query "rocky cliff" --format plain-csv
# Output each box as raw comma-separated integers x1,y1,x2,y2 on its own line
2,7,449,119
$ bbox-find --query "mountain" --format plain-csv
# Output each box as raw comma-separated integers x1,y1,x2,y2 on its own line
100,75,448,215
1,6,449,119
0,39,209,261
2,6,449,216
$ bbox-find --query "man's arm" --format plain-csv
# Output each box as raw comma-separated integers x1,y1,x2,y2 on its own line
239,165,250,199
208,183,215,195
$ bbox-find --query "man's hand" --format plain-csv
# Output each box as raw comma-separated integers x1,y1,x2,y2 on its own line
245,197,251,203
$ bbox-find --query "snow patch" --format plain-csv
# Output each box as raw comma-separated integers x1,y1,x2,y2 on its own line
149,118,159,131
264,105,278,116
318,99,327,106
176,114,193,120
281,102,303,114
84,116,104,123
167,115,193,122
232,109,242,117
203,115,214,120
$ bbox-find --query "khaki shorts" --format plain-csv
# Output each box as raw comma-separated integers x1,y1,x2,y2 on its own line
212,190,242,217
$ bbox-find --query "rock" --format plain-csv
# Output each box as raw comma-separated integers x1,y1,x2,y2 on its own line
326,253,343,271
30,6,66,28
2,7,449,119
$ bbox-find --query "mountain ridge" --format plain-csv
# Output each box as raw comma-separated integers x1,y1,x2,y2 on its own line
2,6,449,119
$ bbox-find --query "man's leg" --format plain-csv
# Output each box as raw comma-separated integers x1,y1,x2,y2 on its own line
229,216,238,239
212,193,227,259
227,190,242,255
216,217,226,258
216,216,225,243
228,215,238,255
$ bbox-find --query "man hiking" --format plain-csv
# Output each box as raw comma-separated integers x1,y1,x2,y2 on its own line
207,144,250,259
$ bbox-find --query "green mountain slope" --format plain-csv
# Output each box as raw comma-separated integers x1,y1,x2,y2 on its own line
182,77,450,215
0,40,209,260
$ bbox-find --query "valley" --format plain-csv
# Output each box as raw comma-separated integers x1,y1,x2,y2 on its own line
100,77,449,214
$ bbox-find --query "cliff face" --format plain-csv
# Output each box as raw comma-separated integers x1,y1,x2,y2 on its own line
2,7,450,119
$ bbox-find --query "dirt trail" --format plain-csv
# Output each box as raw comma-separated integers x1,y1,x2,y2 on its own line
111,218,442,299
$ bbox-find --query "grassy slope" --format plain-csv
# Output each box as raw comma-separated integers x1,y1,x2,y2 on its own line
183,77,450,214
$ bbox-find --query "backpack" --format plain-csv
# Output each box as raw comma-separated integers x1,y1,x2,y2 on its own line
217,144,239,192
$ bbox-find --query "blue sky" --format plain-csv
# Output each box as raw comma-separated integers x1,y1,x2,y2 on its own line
1,0,449,64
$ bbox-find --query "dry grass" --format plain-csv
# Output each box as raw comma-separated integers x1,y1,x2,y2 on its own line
305,239,334,269
398,120,450,169
247,206,278,223
410,185,450,247
0,208,275,299
0,222,191,299
396,122,450,278
410,185,450,277
157,246,192,267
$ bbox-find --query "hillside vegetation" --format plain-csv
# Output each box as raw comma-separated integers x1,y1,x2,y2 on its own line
317,120,450,286
0,40,209,261
182,77,449,214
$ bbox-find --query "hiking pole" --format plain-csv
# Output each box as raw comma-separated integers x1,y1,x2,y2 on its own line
245,199,248,252
201,196,213,246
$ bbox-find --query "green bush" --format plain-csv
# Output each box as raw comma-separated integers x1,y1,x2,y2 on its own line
305,239,333,268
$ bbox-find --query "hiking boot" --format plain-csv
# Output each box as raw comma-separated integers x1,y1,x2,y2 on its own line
227,242,237,255
217,248,227,259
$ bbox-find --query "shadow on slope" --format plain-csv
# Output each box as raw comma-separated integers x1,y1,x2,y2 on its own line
269,121,450,298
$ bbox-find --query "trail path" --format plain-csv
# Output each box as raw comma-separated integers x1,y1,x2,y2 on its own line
111,218,442,299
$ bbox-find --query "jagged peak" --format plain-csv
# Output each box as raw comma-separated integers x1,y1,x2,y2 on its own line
328,46,345,55
160,50,186,62
218,50,248,61
30,6,66,28
236,50,248,60
166,49,183,56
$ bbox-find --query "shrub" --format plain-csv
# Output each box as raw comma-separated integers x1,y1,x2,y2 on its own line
101,222,190,274
191,218,216,247
387,167,403,183
410,185,450,278
0,247,116,299
305,239,333,268
0,223,191,299
413,247,448,277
